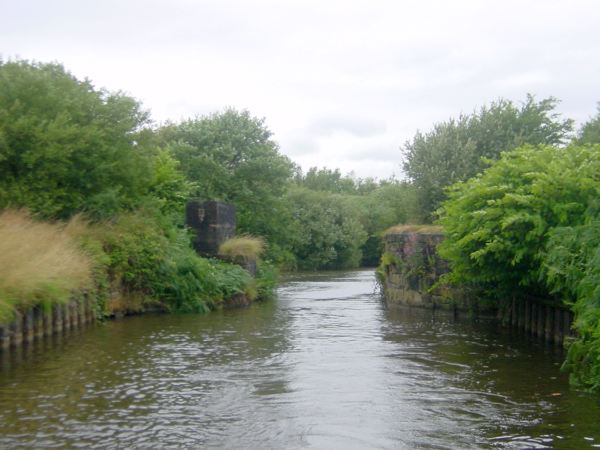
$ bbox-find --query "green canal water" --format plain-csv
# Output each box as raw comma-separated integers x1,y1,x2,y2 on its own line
0,270,599,449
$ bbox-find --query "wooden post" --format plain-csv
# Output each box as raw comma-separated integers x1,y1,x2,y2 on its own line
10,312,23,347
43,307,53,337
33,306,44,340
52,304,63,334
538,305,547,338
511,297,517,327
553,308,563,344
545,306,553,342
22,310,34,344
527,300,538,336
0,325,10,351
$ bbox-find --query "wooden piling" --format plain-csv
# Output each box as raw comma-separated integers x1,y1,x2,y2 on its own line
33,306,44,340
10,312,23,347
544,306,553,342
23,310,34,344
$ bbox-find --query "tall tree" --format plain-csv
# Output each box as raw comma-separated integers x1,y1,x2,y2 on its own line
402,95,573,221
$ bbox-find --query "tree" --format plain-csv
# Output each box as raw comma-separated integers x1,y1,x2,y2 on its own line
297,167,358,194
403,95,574,221
0,60,154,219
284,188,367,270
159,109,295,259
577,103,600,144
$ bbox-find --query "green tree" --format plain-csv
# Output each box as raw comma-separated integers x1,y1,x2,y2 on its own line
577,103,600,144
159,109,295,259
0,60,153,219
297,167,358,194
284,187,367,270
403,95,573,221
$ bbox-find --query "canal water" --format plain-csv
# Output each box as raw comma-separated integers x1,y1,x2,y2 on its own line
0,270,599,449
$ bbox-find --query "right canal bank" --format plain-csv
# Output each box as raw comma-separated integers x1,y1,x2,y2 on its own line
379,227,575,346
0,270,599,449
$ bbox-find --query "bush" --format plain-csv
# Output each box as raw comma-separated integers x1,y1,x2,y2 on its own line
0,60,154,219
544,219,600,391
438,144,600,392
86,211,255,314
438,145,600,296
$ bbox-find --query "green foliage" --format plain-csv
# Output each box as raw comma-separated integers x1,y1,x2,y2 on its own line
255,261,279,301
544,219,600,391
353,182,419,266
159,109,294,253
403,95,574,220
290,168,418,268
147,148,196,220
438,144,600,296
577,103,600,145
283,187,368,270
296,167,360,194
0,60,155,219
438,144,600,392
86,210,254,314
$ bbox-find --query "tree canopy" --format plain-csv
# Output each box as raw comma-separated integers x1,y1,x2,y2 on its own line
402,95,573,221
159,109,295,248
0,60,156,219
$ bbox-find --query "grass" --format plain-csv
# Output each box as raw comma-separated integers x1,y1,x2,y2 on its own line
0,210,92,323
218,235,265,261
384,224,444,235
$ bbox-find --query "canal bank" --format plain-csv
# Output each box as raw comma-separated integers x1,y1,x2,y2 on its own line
0,270,599,449
379,227,575,346
0,201,272,355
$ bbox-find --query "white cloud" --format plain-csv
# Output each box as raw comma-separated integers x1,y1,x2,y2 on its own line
3,0,600,178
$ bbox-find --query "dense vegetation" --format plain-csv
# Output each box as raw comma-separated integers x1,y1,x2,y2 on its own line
436,143,600,391
0,60,267,320
2,58,600,393
0,59,414,321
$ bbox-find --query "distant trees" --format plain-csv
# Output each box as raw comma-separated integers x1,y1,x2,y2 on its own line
402,95,574,221
577,103,600,144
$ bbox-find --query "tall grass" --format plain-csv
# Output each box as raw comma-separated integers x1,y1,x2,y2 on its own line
0,210,92,323
218,235,265,261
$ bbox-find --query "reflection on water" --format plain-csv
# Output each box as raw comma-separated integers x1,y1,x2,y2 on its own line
0,270,599,449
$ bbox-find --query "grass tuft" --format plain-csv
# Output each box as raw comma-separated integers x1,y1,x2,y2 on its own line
0,210,93,323
218,235,265,261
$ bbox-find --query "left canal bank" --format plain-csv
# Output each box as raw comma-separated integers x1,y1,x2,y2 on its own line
0,201,275,355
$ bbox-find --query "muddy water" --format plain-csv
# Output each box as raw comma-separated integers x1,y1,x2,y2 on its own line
0,270,599,449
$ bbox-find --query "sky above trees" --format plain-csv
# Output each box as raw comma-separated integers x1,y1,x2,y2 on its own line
3,0,600,178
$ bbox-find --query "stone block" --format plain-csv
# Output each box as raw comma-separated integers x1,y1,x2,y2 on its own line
186,200,236,257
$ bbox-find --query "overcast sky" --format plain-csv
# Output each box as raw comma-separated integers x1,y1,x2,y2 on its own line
3,0,600,179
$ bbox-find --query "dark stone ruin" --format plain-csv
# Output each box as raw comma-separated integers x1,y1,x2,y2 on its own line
186,200,236,257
